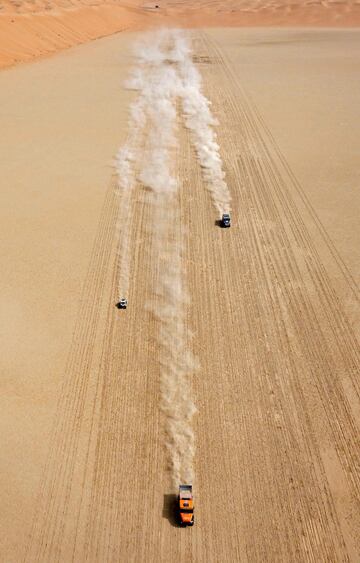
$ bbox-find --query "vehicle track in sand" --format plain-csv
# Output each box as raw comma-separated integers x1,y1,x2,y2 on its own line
192,31,360,560
81,168,163,563
24,30,360,562
25,178,120,562
203,32,360,480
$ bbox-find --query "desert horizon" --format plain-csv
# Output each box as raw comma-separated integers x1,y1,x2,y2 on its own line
1,0,360,69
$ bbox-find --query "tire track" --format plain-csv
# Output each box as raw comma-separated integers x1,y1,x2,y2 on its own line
22,29,360,563
25,178,119,562
203,29,360,460
192,30,359,561
220,40,359,494
81,150,161,560
206,34,360,370
179,114,247,560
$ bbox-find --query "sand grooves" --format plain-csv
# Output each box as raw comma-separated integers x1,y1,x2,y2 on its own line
192,31,359,560
25,169,159,560
25,179,120,561
24,29,360,562
114,31,201,488
25,31,200,561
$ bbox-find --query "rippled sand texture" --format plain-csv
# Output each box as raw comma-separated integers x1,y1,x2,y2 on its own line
0,28,359,561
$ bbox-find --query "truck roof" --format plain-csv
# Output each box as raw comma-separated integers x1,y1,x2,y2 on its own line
179,485,192,498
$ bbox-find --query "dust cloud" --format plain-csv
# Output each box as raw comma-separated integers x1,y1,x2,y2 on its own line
114,143,137,299
174,31,231,215
115,28,228,488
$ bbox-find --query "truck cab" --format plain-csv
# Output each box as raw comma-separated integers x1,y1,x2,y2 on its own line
179,485,194,526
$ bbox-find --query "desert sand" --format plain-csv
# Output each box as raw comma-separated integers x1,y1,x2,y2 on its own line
0,23,359,561
1,0,360,68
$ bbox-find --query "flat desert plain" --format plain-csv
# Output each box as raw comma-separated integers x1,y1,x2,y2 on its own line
0,24,360,563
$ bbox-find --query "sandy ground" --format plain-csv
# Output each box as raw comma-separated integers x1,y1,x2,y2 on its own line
0,27,359,562
1,0,360,69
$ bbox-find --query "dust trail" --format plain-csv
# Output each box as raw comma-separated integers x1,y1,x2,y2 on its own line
114,36,166,300
137,31,198,489
116,29,230,296
114,30,177,300
116,28,229,486
174,31,232,216
116,30,198,489
114,140,137,300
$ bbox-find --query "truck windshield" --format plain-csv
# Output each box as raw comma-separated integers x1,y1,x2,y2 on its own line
181,509,193,514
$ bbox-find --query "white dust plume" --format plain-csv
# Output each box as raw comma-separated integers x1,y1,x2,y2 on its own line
114,141,137,299
116,29,198,490
115,28,230,487
115,28,231,299
174,31,231,216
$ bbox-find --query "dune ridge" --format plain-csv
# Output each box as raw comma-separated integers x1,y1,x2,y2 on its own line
1,0,360,70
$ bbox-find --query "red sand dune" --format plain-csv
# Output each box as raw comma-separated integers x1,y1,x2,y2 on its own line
1,0,360,69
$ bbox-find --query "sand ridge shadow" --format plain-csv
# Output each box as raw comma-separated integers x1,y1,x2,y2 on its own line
162,494,180,527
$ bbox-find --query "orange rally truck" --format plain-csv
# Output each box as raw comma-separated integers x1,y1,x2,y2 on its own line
178,485,194,526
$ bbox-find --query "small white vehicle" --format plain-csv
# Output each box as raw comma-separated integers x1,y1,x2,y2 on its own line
117,298,128,309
